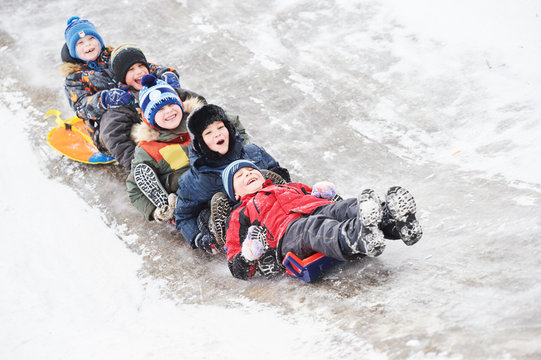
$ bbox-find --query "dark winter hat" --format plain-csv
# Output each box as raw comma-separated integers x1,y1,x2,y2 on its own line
139,74,183,130
186,104,236,157
222,160,263,201
111,43,149,84
64,16,104,60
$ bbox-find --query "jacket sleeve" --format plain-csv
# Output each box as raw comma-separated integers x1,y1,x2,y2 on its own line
225,205,257,279
126,148,158,221
228,114,250,144
64,72,107,121
174,172,209,247
100,106,139,170
149,63,179,80
261,149,291,181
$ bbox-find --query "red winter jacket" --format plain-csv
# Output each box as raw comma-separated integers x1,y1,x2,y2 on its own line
225,180,332,279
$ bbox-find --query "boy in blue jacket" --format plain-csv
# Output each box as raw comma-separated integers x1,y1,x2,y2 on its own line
174,104,290,253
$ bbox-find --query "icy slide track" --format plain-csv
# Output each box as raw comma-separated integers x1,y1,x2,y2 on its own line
1,0,540,359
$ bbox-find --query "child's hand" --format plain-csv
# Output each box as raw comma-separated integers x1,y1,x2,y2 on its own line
194,233,220,255
311,181,336,200
161,72,181,88
241,225,265,261
101,89,133,108
152,193,177,223
153,204,174,223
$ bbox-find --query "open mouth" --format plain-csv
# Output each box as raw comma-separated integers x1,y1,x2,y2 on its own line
165,113,177,121
85,47,96,54
216,139,225,145
247,177,258,185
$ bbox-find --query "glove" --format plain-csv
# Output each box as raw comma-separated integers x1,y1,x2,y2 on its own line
161,71,180,88
311,181,336,200
194,232,220,255
153,193,177,223
241,225,265,261
101,89,133,109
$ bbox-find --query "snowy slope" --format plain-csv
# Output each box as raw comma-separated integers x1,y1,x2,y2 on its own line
1,1,540,359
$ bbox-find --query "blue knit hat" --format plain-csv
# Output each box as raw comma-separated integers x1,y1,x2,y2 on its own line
64,16,104,60
222,160,263,201
139,74,183,130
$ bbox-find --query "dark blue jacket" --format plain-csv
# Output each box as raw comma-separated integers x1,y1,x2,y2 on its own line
174,134,284,246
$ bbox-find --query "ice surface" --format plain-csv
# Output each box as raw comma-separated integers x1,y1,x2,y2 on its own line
1,1,540,359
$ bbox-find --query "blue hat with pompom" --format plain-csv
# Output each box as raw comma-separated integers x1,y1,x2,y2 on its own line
139,74,183,130
64,16,104,60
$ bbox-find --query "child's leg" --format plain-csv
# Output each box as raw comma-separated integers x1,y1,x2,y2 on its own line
281,213,351,261
281,193,385,261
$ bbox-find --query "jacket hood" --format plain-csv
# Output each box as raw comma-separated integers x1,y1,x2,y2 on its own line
59,45,114,76
131,96,205,143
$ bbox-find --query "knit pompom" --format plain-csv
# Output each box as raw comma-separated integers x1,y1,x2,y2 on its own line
141,74,158,88
67,16,80,25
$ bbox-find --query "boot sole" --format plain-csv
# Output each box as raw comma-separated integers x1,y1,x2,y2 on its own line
209,192,232,246
358,189,385,257
133,163,169,208
386,186,422,246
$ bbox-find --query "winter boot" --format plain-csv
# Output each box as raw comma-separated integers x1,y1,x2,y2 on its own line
340,189,385,258
261,169,286,185
133,163,169,207
382,186,423,246
209,192,233,246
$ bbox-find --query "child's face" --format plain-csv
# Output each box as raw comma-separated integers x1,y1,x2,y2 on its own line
202,121,229,155
125,63,149,90
154,104,183,130
233,167,265,201
75,35,101,62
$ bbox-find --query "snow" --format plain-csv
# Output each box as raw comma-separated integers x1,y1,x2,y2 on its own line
1,0,541,359
0,102,369,359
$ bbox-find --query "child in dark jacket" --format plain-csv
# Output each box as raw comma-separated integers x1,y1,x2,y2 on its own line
222,160,423,280
174,104,290,253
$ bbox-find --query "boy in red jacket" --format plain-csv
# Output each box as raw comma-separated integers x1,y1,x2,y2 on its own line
222,160,423,280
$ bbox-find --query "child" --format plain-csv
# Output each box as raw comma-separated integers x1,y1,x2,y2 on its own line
126,75,249,227
221,160,423,280
174,104,290,253
126,74,206,222
60,16,126,146
99,43,181,169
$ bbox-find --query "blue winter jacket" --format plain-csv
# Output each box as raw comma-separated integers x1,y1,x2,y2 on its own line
174,134,283,247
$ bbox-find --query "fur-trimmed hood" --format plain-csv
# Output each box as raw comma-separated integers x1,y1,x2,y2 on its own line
59,45,114,76
131,96,205,144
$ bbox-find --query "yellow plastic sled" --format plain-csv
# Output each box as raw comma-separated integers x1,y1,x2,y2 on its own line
45,109,115,165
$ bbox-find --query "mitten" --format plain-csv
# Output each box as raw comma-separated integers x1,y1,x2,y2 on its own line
101,89,133,109
311,181,336,200
194,233,220,255
161,72,180,88
153,205,174,223
241,225,265,261
152,193,177,223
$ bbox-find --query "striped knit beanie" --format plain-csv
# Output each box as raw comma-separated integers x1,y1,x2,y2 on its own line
222,160,263,201
139,74,183,130
64,16,104,60
111,43,149,84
